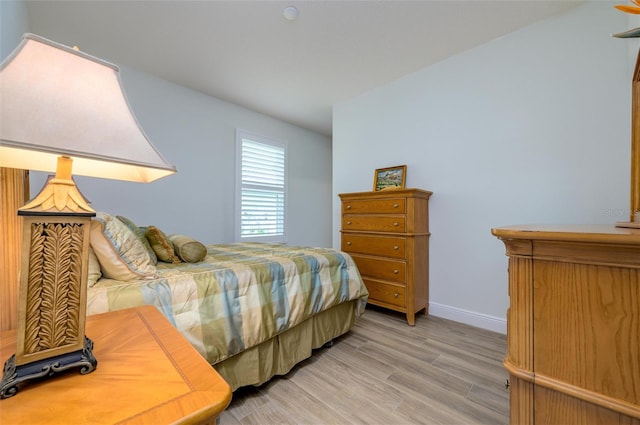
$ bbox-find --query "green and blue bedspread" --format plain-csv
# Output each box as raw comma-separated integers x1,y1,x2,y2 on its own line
87,243,368,364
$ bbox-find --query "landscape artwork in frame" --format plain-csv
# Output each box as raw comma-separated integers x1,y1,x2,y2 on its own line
373,165,406,191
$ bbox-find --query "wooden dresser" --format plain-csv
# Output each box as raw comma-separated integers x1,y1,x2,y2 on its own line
339,188,431,325
492,225,640,425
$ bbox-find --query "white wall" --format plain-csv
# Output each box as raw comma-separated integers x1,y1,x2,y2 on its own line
32,68,333,247
0,1,29,58
333,1,635,332
1,3,333,248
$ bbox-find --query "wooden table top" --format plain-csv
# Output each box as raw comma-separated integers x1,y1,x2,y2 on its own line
0,306,232,424
492,224,640,244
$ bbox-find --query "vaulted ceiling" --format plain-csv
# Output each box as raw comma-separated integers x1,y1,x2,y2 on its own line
25,1,582,136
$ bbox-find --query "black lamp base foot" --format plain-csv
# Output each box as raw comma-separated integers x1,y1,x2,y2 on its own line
0,336,97,399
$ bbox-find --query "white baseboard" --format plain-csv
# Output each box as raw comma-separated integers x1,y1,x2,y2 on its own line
429,302,506,334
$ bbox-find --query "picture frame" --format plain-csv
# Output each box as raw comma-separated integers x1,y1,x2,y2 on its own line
373,165,407,191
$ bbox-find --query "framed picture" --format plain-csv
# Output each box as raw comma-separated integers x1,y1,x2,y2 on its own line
373,165,406,191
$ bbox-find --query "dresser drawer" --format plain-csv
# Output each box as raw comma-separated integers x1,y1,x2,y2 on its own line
363,279,406,308
342,198,406,214
342,234,406,259
342,215,406,232
349,254,406,283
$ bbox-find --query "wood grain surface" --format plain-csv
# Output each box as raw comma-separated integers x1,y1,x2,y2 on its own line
0,306,232,424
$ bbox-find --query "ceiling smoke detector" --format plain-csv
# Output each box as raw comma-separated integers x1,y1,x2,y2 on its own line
283,6,299,21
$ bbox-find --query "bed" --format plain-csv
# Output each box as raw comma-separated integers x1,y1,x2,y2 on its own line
84,213,368,390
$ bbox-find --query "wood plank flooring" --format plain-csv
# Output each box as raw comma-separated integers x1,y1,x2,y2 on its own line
218,306,509,425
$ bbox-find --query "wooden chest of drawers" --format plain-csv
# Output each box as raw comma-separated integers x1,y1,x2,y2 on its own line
339,189,432,325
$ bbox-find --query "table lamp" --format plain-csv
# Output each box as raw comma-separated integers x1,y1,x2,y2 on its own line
0,33,176,398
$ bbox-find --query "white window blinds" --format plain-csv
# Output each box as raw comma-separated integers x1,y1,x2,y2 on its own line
236,131,287,242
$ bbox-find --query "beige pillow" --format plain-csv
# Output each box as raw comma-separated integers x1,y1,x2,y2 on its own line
90,212,158,280
169,234,207,263
87,246,102,287
145,226,181,264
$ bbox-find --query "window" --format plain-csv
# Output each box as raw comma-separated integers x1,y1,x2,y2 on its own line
235,130,287,242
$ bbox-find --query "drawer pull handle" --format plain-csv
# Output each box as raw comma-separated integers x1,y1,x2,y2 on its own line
347,221,352,225
393,222,399,227
393,203,399,208
346,205,351,209
393,269,399,274
394,293,399,298
393,245,399,250
346,241,352,246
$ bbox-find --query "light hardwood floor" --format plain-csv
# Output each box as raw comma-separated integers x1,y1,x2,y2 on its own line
218,306,508,425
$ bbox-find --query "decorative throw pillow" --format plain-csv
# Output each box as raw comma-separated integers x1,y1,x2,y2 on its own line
116,215,158,265
145,226,181,264
87,246,102,287
89,212,158,280
169,234,207,263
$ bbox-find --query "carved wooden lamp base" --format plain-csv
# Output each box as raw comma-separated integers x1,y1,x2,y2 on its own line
0,158,97,400
0,336,97,399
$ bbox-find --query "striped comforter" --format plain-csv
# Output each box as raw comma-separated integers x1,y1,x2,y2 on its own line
87,243,368,364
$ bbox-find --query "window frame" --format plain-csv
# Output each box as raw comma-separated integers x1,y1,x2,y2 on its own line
235,129,288,243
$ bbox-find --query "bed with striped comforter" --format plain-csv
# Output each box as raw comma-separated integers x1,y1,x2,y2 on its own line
86,242,368,367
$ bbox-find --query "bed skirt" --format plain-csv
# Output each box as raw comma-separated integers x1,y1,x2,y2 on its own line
213,300,357,391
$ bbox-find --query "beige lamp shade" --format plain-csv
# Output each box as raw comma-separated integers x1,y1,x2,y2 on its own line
0,33,176,183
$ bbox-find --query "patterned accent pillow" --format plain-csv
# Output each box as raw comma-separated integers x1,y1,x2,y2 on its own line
145,226,181,264
116,215,158,265
90,212,158,280
169,234,207,263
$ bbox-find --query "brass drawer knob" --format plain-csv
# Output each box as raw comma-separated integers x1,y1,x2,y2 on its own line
393,222,399,227
393,245,399,250
346,205,351,209
393,269,399,274
347,221,352,225
394,293,399,298
393,203,398,208
346,241,352,246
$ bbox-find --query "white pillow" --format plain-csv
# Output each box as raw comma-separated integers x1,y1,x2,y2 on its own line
90,212,158,281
